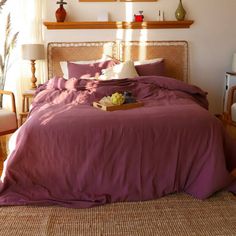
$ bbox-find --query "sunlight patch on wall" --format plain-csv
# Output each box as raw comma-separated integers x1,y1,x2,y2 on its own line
116,29,124,41
125,2,133,22
124,30,132,60
138,29,148,60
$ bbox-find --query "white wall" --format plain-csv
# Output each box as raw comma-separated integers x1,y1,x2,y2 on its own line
44,0,236,114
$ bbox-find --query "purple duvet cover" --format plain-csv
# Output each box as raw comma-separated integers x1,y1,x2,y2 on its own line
0,76,236,208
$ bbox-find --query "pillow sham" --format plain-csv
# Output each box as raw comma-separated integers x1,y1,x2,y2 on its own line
60,60,97,80
99,60,139,80
46,76,66,90
67,60,115,79
60,54,113,79
135,59,165,76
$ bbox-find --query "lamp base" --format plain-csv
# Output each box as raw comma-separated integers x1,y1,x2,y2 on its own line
31,60,37,89
31,81,37,90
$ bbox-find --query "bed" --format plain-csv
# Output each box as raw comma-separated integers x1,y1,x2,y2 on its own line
0,41,235,208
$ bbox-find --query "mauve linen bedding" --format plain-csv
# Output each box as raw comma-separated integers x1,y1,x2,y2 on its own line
0,76,236,208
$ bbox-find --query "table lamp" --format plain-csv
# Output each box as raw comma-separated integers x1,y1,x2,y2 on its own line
21,44,45,89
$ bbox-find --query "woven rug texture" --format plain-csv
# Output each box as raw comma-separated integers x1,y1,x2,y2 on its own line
0,192,235,236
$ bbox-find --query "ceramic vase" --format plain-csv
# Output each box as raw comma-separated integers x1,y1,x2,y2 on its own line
55,4,66,22
175,0,186,21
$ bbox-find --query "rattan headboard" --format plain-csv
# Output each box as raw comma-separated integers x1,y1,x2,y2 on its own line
47,41,188,82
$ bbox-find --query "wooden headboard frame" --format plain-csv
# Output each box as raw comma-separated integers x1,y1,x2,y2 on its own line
47,41,188,82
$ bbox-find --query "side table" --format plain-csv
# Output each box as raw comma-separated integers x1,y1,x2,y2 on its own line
19,90,35,126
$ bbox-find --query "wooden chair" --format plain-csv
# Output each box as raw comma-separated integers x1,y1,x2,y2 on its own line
0,90,18,136
226,86,236,126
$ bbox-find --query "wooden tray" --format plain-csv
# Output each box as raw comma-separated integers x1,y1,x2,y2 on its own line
93,101,144,111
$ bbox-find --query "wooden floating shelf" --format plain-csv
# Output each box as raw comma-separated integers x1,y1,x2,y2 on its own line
43,21,194,30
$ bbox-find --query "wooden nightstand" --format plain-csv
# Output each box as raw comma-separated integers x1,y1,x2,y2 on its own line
19,90,35,126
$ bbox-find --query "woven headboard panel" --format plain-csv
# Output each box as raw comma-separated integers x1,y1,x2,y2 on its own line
47,42,116,79
117,41,188,82
47,41,188,82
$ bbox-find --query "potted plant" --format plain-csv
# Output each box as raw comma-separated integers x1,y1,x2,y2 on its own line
0,0,19,107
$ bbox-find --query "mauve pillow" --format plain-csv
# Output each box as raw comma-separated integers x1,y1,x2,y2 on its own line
47,76,66,90
67,60,115,79
135,59,165,76
46,77,80,91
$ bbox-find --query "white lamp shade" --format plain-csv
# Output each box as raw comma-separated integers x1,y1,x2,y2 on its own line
21,44,45,60
232,53,236,73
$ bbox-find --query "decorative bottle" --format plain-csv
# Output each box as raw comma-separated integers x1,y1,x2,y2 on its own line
55,1,67,22
175,0,186,21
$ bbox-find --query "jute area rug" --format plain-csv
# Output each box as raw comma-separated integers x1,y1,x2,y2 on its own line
0,192,235,236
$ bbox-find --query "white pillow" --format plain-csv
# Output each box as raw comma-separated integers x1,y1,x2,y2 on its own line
99,60,138,80
134,58,163,66
59,54,112,80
